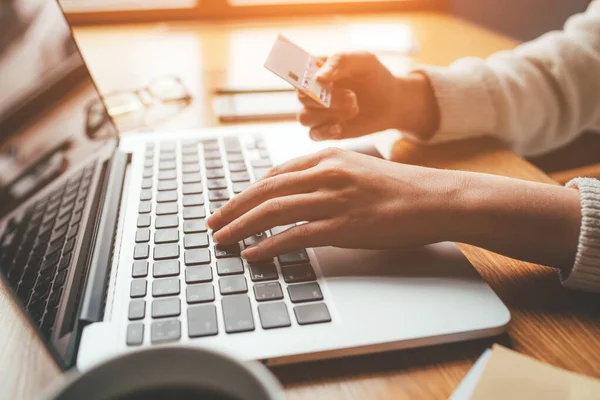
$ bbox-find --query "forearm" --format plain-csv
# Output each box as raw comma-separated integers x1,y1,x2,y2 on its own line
408,1,600,155
449,172,581,269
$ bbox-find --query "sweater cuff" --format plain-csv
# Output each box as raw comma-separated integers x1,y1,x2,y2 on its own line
560,178,600,292
409,63,496,144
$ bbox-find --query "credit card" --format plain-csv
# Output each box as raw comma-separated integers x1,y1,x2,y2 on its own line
264,35,332,108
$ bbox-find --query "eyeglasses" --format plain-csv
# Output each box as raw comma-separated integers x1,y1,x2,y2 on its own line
85,76,193,137
102,76,192,117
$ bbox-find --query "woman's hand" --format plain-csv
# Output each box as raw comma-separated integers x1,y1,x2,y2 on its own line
297,52,440,141
207,148,465,262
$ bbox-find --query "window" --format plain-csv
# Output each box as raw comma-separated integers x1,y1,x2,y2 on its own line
62,0,443,25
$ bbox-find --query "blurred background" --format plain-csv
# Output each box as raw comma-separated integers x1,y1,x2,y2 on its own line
2,0,597,181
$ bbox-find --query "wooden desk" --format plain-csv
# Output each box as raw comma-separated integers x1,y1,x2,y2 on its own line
2,12,600,400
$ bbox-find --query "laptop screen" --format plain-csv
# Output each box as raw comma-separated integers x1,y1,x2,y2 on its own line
0,0,117,217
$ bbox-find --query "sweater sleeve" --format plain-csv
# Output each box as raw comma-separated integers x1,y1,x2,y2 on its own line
412,1,600,156
560,178,600,292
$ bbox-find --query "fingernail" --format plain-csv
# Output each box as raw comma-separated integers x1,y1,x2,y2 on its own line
310,129,324,141
241,246,259,260
213,228,228,244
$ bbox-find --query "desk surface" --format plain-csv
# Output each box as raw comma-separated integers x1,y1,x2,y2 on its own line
2,12,600,400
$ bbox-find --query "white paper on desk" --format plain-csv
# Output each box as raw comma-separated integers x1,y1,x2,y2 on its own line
449,349,492,400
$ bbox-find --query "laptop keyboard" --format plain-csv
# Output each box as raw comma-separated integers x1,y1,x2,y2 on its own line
127,136,331,346
0,165,95,339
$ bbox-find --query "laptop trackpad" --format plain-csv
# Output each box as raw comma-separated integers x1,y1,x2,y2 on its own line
313,243,482,281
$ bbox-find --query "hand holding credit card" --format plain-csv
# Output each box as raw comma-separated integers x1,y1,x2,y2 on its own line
264,35,332,108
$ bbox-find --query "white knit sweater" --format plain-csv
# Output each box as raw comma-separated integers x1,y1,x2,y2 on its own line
417,1,600,292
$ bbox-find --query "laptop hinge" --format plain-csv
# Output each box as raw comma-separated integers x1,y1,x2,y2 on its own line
79,150,130,324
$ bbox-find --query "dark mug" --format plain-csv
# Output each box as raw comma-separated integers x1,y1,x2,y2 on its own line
41,347,285,400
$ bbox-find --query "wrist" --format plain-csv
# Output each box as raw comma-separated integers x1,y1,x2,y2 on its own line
391,73,440,140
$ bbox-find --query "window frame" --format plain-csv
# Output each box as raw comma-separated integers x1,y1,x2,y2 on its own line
64,0,447,25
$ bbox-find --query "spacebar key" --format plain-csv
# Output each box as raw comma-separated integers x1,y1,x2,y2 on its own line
222,295,255,333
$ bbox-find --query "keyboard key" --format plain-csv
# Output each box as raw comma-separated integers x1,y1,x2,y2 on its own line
248,263,279,282
156,202,178,215
159,160,176,170
153,244,180,260
224,137,241,151
227,154,244,163
152,278,180,297
188,305,218,337
157,180,177,191
186,284,215,304
278,249,310,266
140,189,152,201
58,253,72,271
134,244,150,260
132,260,149,278
184,249,211,265
153,260,180,277
204,150,221,160
183,194,204,207
294,303,331,325
253,167,270,180
214,243,240,258
230,171,250,182
159,153,176,162
155,215,178,229
288,282,323,303
63,237,76,254
258,303,291,329
137,214,151,228
157,190,177,203
205,159,223,169
71,211,82,225
206,168,225,179
154,228,179,244
207,179,227,190
228,162,247,172
151,320,181,343
160,141,176,151
202,140,219,151
222,295,254,333
183,219,207,233
219,275,247,295
182,154,199,164
185,266,212,283
158,170,177,181
208,190,229,202
142,168,153,178
216,258,244,276
182,173,202,184
135,228,150,243
183,206,206,220
270,224,295,235
152,297,181,318
182,164,200,174
127,323,144,346
138,201,151,214
243,232,267,247
141,179,153,189
184,233,209,249
282,264,316,283
232,181,251,194
254,282,283,302
130,279,147,298
183,183,203,195
209,201,228,214
251,159,272,168
129,300,146,320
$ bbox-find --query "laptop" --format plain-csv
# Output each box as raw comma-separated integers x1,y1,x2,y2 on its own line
0,0,510,371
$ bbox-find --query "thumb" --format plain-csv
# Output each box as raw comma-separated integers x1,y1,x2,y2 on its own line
314,52,378,83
